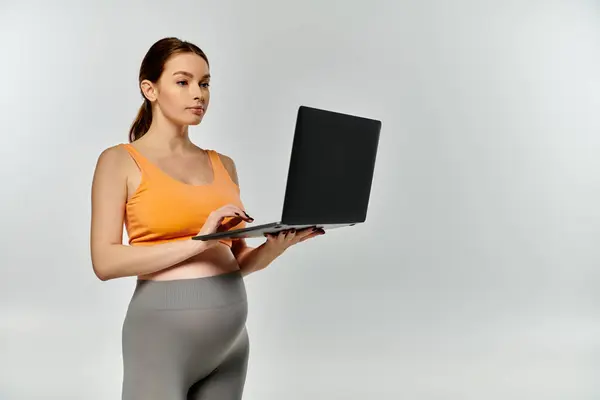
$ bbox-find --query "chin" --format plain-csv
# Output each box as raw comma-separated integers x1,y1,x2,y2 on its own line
188,117,203,126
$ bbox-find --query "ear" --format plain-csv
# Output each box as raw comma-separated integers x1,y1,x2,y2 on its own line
140,79,158,102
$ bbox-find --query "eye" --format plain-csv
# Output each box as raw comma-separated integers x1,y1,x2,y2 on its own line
177,80,188,86
200,82,210,88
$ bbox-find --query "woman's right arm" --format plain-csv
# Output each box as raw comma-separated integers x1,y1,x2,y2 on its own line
89,146,209,281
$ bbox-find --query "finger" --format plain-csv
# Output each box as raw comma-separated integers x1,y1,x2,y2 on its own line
229,205,253,222
219,204,254,222
264,232,277,241
288,227,318,241
285,229,296,237
264,231,279,239
217,216,245,231
285,229,299,240
232,210,253,222
236,211,254,222
277,230,288,242
299,228,325,241
298,231,322,242
296,227,318,238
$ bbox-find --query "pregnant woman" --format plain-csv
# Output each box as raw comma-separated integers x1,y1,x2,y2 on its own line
89,37,324,399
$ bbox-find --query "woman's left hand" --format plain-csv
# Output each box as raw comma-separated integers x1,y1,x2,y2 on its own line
263,227,325,255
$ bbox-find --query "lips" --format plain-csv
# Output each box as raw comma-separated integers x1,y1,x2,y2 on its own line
189,106,205,115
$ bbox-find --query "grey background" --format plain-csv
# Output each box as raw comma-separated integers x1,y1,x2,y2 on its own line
1,0,599,399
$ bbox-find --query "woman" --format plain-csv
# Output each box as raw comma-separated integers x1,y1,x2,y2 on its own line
90,37,324,400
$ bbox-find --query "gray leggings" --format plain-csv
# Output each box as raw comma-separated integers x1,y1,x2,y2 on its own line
121,270,249,400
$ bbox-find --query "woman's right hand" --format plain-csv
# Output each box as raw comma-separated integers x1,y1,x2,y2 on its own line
195,204,254,244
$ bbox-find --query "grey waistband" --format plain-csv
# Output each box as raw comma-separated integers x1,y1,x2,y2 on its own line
128,270,247,310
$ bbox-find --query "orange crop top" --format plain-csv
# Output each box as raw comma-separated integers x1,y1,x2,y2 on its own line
121,143,246,247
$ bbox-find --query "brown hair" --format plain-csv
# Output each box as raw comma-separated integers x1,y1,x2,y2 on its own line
129,37,210,142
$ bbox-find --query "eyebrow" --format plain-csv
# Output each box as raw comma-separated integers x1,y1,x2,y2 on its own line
173,71,210,79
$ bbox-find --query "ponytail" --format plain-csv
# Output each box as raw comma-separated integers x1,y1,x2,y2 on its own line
128,100,152,142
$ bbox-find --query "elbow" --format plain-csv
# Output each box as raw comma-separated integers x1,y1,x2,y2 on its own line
92,263,111,281
96,271,111,282
91,245,118,281
91,256,114,281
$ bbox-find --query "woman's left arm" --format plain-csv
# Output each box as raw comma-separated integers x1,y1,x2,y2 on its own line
232,228,324,276
232,239,280,276
220,153,323,276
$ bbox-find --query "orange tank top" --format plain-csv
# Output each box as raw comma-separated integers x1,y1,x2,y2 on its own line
121,143,246,248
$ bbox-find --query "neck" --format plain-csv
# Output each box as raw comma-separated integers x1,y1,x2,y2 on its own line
140,112,195,154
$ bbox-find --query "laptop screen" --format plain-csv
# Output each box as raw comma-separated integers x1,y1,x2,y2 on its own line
281,106,381,225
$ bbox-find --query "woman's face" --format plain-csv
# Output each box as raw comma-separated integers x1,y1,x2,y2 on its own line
144,52,211,126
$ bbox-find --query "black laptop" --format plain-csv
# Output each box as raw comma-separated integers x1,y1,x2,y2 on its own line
192,105,382,241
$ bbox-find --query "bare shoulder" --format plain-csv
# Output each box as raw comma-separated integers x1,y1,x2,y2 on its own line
215,151,239,186
95,144,128,168
94,143,137,177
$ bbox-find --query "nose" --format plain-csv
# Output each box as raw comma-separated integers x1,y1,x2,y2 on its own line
192,85,204,102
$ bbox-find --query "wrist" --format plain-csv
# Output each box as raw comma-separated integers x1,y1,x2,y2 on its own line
261,242,285,258
189,238,211,254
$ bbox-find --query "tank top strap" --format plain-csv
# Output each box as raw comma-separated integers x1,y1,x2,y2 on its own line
120,143,160,177
206,149,239,188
